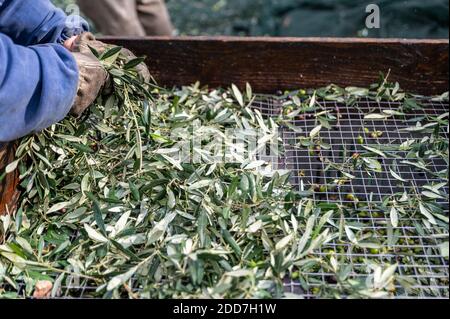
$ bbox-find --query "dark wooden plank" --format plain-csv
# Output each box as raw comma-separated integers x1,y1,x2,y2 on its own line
0,142,19,215
100,37,449,95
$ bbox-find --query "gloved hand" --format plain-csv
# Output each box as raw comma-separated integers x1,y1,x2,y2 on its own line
71,32,151,83
70,50,109,116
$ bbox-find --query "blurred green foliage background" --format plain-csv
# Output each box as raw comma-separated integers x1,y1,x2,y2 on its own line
54,0,449,38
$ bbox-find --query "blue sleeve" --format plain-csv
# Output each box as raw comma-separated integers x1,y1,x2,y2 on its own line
0,0,89,46
0,33,79,142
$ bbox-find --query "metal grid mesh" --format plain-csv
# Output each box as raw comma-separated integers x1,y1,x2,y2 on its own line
7,96,448,299
251,96,449,299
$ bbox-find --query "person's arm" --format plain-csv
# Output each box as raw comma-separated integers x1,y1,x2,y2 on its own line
0,33,79,142
0,0,88,46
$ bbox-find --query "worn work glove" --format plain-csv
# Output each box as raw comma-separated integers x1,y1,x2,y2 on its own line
70,50,109,116
71,32,151,83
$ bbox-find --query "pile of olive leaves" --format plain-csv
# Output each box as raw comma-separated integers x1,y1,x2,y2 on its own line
0,49,409,299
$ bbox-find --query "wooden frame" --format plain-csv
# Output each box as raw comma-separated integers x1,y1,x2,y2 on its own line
102,37,449,95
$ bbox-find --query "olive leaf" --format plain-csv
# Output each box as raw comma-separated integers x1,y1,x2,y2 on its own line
147,212,177,245
439,242,449,258
107,265,139,291
389,168,407,183
310,125,322,138
47,202,69,214
390,206,399,228
364,114,389,120
362,145,387,159
84,224,108,243
231,84,244,107
5,159,20,174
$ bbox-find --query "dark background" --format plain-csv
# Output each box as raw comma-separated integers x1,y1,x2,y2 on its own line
55,0,449,38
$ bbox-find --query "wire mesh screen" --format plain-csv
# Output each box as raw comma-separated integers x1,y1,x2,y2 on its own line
252,96,449,299
7,96,448,300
